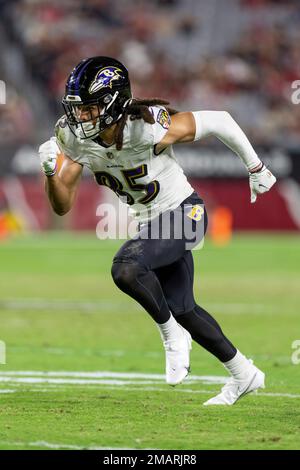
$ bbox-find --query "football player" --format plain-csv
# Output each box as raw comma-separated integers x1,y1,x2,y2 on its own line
39,57,276,405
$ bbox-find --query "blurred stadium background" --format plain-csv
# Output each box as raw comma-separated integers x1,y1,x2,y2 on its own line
1,0,300,236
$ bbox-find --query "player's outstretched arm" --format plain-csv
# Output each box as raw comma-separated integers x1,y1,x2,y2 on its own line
38,138,83,215
157,111,276,203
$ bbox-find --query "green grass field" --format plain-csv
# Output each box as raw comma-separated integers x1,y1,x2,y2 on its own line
0,232,299,450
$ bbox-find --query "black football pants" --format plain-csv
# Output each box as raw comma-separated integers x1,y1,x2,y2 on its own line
111,192,236,362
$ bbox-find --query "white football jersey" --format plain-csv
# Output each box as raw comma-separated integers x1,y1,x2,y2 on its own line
55,106,194,222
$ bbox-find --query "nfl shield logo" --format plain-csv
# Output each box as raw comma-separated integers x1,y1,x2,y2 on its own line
106,152,114,160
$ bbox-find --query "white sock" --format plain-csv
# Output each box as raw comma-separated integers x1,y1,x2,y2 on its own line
223,350,252,380
157,313,181,342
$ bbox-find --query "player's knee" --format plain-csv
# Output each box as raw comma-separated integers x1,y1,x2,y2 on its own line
111,262,129,288
111,261,141,291
176,310,194,322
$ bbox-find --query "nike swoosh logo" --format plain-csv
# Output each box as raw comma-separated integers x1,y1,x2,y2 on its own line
258,184,268,189
238,372,258,397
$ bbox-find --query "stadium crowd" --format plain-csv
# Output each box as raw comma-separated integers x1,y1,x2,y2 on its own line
1,0,300,146
0,85,33,145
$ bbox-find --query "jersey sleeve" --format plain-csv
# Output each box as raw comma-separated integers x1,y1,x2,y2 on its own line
128,106,171,151
148,106,171,145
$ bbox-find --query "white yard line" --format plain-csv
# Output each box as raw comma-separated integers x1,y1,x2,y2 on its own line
0,440,142,450
0,377,225,386
257,392,300,399
0,370,228,383
0,371,298,398
0,377,199,385
2,383,299,399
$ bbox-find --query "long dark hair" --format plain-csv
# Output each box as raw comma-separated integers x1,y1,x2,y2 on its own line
115,98,178,150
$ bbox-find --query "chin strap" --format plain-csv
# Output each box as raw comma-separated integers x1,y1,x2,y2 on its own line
105,91,119,111
108,96,133,124
122,97,133,109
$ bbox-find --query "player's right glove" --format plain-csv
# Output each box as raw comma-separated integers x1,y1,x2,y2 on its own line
249,163,277,203
38,137,60,176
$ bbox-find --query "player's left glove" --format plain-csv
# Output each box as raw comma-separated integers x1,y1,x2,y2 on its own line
249,163,276,203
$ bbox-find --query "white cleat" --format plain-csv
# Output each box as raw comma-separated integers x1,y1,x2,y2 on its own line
203,363,265,406
163,325,192,386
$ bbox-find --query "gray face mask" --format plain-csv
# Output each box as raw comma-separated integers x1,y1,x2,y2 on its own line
75,118,101,140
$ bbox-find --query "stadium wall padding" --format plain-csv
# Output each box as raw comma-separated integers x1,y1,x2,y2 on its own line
0,177,298,232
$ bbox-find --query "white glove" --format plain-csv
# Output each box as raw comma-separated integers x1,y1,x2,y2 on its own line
249,164,277,203
38,137,60,176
